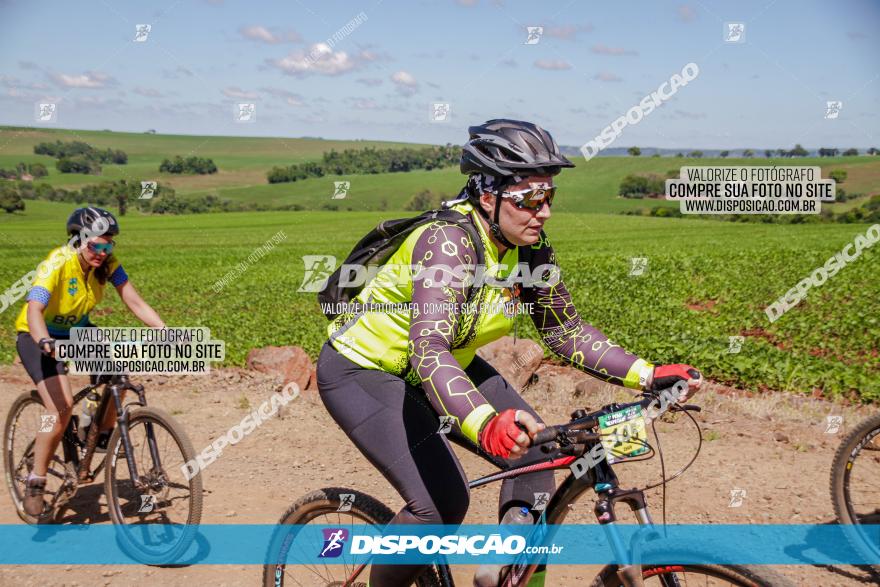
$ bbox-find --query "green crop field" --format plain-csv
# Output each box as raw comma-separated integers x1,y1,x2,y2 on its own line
1,199,877,402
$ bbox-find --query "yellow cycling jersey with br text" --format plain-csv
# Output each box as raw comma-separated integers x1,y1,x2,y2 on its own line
14,245,128,336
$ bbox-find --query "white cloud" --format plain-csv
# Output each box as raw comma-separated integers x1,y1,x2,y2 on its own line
591,44,638,56
51,71,115,89
349,98,382,110
133,86,164,98
544,24,593,40
594,71,622,82
677,4,697,22
260,86,304,106
534,59,571,71
240,25,301,44
268,43,361,76
390,70,418,95
222,86,259,100
162,66,195,79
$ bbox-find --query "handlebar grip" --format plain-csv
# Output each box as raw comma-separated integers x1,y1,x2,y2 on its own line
532,427,559,447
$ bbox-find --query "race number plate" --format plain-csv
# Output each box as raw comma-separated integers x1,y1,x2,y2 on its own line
598,405,648,463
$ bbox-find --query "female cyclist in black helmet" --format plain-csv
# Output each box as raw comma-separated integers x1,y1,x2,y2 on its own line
317,120,703,586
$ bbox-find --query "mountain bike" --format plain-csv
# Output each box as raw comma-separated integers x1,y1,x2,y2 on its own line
830,411,880,565
3,373,203,563
262,385,792,586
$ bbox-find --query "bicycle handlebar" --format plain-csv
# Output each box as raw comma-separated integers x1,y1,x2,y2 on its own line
530,384,701,450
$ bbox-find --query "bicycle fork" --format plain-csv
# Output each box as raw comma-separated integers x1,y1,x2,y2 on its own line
111,380,164,492
595,484,682,587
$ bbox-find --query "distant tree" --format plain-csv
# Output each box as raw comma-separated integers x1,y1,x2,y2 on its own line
56,156,101,175
789,144,809,157
764,149,773,158
651,153,661,158
405,190,446,211
28,163,48,178
843,148,859,156
618,174,665,198
742,149,754,158
719,150,729,158
818,147,840,157
688,150,703,158
868,147,878,155
829,170,848,184
0,184,25,213
627,146,641,157
675,152,684,158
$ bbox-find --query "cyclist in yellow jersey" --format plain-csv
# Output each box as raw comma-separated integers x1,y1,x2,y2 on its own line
317,120,704,587
13,207,165,516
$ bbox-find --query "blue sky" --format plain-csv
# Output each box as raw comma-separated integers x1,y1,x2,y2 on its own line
0,0,877,149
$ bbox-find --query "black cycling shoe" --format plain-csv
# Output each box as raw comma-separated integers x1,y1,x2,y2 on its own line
95,429,113,453
23,477,46,517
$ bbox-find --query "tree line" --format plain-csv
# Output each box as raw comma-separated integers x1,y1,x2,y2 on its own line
34,140,128,175
626,145,878,158
159,155,218,174
267,144,459,183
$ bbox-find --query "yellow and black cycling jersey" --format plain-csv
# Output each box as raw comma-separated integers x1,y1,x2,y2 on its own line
328,200,653,444
14,244,128,337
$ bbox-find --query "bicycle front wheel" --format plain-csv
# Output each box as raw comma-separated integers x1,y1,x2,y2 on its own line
830,411,880,563
104,406,202,564
263,487,441,587
591,560,793,587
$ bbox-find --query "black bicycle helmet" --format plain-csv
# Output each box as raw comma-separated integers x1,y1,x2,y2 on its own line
460,119,574,179
66,207,119,241
459,120,572,249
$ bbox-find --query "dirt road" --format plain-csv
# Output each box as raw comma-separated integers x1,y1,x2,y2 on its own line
1,364,877,587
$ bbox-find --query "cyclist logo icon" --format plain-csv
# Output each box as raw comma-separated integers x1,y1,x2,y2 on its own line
337,494,355,512
319,528,349,558
727,336,744,354
138,494,156,513
824,101,843,119
298,255,337,292
39,414,57,433
437,415,455,434
728,488,747,508
533,492,550,511
629,257,648,277
724,22,745,43
825,415,843,434
524,26,544,45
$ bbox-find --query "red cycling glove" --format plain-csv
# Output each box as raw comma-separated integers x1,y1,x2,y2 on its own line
479,409,523,459
651,364,702,400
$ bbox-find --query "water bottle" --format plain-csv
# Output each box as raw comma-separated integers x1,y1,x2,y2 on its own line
473,506,533,587
77,390,100,442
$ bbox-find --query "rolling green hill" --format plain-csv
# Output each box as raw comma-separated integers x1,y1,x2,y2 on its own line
2,126,878,214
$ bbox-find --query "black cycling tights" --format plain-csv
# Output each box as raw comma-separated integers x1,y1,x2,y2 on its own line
317,341,554,587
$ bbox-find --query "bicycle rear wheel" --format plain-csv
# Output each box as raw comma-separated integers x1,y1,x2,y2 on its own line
262,487,441,587
3,390,98,524
104,406,202,564
830,411,880,564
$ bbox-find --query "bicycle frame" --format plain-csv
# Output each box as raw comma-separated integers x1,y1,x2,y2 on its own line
342,453,657,587
65,375,164,492
461,451,656,587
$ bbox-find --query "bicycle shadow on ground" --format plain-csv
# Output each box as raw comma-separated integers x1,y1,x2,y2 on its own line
783,517,880,585
54,483,111,524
